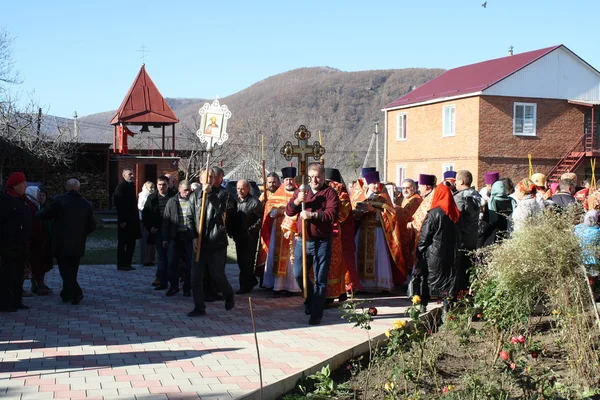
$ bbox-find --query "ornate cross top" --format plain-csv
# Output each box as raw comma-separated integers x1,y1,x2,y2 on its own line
280,125,326,182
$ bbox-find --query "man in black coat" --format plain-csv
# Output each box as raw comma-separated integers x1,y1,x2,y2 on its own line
187,169,237,317
233,179,263,294
0,172,32,312
37,179,96,304
142,175,173,288
114,168,141,271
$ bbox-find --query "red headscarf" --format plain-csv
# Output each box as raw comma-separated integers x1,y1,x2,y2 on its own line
429,184,460,223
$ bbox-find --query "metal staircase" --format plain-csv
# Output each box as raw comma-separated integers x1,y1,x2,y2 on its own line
546,133,589,183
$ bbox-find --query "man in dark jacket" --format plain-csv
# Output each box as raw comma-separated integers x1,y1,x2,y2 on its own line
142,175,172,288
114,168,141,271
162,180,194,297
37,179,96,304
0,172,32,312
286,163,340,325
453,170,482,294
233,179,264,294
187,169,237,317
551,179,578,209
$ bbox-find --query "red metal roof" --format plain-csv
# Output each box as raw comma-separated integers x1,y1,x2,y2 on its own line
384,45,562,109
110,64,179,125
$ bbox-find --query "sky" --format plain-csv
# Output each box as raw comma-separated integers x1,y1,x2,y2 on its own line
2,0,599,118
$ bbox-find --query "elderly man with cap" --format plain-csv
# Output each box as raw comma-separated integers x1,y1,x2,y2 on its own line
0,172,32,312
352,170,404,291
324,168,361,299
257,167,300,295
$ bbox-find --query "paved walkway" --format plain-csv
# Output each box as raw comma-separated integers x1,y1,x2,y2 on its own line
0,264,413,400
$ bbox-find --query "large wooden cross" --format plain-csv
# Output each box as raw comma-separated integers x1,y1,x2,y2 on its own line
280,125,326,183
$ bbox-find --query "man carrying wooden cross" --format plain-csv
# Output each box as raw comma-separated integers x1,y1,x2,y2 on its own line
285,163,339,325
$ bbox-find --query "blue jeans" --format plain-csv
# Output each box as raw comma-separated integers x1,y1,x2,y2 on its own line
167,233,192,291
155,230,168,284
293,238,332,319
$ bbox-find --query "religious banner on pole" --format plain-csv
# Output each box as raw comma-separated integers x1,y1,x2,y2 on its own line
194,99,232,262
196,99,231,150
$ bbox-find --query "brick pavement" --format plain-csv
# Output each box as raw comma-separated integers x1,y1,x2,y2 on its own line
0,264,414,399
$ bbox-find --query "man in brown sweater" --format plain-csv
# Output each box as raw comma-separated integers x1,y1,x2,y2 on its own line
286,163,340,325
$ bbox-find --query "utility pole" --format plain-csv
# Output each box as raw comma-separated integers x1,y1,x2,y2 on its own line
73,111,78,141
375,122,379,174
36,107,42,136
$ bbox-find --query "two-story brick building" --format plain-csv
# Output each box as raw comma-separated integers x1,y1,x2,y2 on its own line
383,45,600,188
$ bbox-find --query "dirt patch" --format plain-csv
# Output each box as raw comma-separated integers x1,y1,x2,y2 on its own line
282,315,600,400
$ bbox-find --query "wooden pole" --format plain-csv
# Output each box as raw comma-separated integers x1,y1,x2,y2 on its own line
194,150,211,262
300,178,308,299
249,298,264,399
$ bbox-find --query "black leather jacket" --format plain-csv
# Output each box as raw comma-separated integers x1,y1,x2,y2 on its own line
189,185,236,250
417,206,458,297
233,195,264,242
0,192,32,258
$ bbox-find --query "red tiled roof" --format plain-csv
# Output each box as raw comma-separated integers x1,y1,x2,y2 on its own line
384,45,562,109
110,64,179,125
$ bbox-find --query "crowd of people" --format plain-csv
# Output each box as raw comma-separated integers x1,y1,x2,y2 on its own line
1,164,599,325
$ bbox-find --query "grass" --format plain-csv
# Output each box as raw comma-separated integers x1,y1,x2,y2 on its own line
82,216,238,265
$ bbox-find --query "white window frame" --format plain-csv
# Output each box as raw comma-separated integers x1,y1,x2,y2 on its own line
396,113,407,141
442,163,454,176
442,105,456,137
513,102,537,136
396,165,406,186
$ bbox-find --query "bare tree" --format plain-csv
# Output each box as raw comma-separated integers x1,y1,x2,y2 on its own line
0,28,20,92
0,28,78,184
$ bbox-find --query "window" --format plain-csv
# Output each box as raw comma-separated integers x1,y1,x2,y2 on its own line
396,165,406,186
442,105,455,137
396,113,407,141
442,163,454,175
514,102,537,136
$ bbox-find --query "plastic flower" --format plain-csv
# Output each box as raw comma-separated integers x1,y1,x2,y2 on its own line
510,362,517,370
393,320,407,330
368,307,378,316
385,329,391,338
411,295,421,304
345,282,354,292
499,350,509,360
442,385,455,393
510,335,525,344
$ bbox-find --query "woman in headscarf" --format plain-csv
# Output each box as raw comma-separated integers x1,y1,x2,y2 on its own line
138,181,156,266
574,210,600,301
511,178,545,233
416,184,460,311
479,180,517,247
25,185,51,295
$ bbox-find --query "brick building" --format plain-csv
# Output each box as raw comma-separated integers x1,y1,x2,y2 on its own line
382,45,600,188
